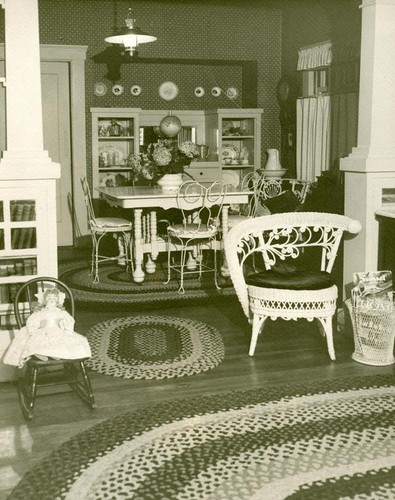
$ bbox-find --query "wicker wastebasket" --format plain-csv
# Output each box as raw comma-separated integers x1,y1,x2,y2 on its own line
345,298,395,366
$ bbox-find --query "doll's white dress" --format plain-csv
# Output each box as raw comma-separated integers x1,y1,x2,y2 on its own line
3,306,91,368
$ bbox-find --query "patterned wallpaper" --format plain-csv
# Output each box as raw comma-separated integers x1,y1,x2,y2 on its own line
34,0,283,174
0,1,362,176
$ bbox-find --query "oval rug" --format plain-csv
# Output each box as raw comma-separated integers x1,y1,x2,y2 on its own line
85,315,225,379
8,375,395,500
59,259,235,310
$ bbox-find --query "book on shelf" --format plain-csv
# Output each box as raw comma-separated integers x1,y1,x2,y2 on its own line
11,228,22,250
0,284,10,304
11,201,35,222
17,227,36,249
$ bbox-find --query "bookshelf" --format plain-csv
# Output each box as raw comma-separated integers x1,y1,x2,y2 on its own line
0,194,40,315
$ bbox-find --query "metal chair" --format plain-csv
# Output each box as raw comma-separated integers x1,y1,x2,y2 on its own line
164,180,227,294
224,212,361,358
227,171,266,228
259,177,312,207
14,277,96,420
80,176,133,282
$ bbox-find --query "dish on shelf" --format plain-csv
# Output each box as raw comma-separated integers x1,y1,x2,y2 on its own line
222,170,240,188
221,144,239,161
211,87,221,97
99,146,125,167
226,87,238,99
99,172,129,187
130,85,142,96
112,84,124,96
159,81,179,101
94,82,107,97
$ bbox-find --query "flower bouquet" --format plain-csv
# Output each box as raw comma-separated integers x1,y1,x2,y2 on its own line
127,139,199,183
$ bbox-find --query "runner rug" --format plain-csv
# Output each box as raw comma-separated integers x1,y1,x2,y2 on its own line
85,315,225,379
59,258,235,310
9,374,395,499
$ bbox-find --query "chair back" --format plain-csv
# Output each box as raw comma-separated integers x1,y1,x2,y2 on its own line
176,180,227,231
239,171,265,217
224,212,361,317
259,178,312,204
80,176,97,224
14,277,75,329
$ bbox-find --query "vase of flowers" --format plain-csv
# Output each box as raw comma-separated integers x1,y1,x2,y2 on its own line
127,138,199,190
156,172,184,192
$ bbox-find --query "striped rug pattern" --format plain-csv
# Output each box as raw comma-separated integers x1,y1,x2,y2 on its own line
9,375,395,499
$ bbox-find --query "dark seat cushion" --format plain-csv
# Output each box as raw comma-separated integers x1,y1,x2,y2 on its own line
245,269,335,290
262,190,301,214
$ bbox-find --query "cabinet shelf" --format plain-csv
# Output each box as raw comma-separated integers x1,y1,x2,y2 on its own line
222,135,255,140
98,136,135,141
99,167,132,171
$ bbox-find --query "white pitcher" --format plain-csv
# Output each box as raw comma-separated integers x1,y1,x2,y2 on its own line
265,149,282,170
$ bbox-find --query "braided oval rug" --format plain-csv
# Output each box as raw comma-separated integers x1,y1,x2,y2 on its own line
9,375,395,499
59,258,235,311
85,315,225,379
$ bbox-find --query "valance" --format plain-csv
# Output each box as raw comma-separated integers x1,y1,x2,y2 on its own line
297,42,332,71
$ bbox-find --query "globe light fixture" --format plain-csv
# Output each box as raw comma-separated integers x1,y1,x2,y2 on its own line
159,114,182,137
105,8,157,56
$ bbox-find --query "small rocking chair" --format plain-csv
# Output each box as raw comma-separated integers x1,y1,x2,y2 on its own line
14,277,96,420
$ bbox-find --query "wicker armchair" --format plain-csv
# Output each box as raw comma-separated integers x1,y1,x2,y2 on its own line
224,212,361,358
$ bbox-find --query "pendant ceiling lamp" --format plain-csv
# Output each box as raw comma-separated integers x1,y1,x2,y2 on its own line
105,8,157,56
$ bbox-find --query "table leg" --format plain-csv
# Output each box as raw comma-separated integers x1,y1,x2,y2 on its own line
145,210,157,274
221,205,230,277
132,208,145,283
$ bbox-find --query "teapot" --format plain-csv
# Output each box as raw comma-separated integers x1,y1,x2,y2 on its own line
265,148,282,170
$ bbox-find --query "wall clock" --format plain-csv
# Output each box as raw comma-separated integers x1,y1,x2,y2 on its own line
276,77,292,108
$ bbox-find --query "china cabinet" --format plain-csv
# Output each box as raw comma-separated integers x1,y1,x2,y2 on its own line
91,108,141,190
205,108,263,185
91,108,263,192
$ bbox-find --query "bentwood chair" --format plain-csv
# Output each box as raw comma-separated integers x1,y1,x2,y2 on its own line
13,277,96,420
164,180,227,294
80,176,133,283
224,212,361,359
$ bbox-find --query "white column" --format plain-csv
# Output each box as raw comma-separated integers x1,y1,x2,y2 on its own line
0,0,58,169
340,0,395,292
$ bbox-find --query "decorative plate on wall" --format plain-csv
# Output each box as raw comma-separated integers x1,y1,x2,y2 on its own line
130,85,142,96
94,82,107,97
226,87,238,99
112,84,124,96
159,81,179,101
194,86,205,97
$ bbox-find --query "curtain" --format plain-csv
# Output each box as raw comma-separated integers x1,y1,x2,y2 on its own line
296,95,331,182
297,42,332,71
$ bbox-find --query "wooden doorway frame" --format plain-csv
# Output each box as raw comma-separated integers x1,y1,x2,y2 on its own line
0,44,88,245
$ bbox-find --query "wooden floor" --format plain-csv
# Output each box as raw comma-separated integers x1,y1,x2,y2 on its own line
1,248,394,499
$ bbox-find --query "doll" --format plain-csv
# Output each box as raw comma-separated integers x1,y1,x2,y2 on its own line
3,287,91,368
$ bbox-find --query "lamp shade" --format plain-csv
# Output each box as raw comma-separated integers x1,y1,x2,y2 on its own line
105,10,157,55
